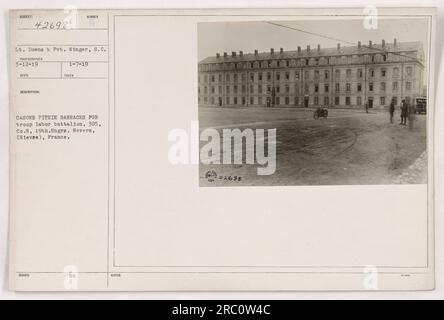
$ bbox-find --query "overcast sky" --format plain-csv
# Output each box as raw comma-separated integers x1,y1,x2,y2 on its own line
198,18,430,64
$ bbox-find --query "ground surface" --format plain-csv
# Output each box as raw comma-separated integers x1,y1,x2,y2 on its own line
199,106,427,186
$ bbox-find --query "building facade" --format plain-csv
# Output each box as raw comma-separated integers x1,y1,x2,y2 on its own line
198,39,425,109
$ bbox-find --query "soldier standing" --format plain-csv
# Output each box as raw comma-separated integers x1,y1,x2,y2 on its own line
389,98,395,123
400,99,408,125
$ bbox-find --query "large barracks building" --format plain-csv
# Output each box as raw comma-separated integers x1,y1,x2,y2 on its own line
198,39,425,109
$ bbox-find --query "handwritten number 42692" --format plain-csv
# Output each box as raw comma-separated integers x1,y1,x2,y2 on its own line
34,21,67,30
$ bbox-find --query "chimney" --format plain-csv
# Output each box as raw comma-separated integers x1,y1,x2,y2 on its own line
254,49,258,56
297,46,301,54
382,39,385,48
270,48,274,55
369,40,372,48
223,52,227,58
307,45,310,53
394,38,397,47
337,43,340,51
216,53,220,58
239,51,243,57
280,47,283,54
231,51,236,57
358,41,361,49
317,44,320,52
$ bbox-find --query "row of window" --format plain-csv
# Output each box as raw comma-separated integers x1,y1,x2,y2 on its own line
199,81,413,95
199,52,417,72
199,95,402,106
199,66,414,84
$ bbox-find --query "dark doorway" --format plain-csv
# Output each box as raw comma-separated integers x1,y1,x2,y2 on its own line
368,97,373,108
304,97,309,108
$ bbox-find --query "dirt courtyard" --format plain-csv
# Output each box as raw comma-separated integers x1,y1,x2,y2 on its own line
199,106,427,186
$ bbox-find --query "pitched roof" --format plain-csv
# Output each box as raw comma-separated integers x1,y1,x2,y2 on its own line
199,41,422,64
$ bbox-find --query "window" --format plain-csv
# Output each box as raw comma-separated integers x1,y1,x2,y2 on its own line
393,81,398,91
406,82,412,91
314,84,319,93
258,97,263,105
392,97,398,106
250,73,254,81
211,75,215,82
335,83,340,92
380,97,386,105
242,73,246,81
369,83,373,92
335,69,340,79
210,97,214,104
276,72,280,81
242,85,246,94
324,84,329,93
335,97,340,105
369,69,374,77
357,83,362,92
346,69,351,78
286,60,290,67
285,85,290,93
358,69,363,78
211,86,215,94
285,96,290,105
218,74,222,82
218,86,221,94
258,73,263,81
304,84,309,93
276,85,280,93
357,96,362,105
324,96,329,105
242,97,246,105
250,85,254,94
267,85,271,93
285,72,290,80
324,70,329,79
267,72,271,81
250,97,254,105
295,72,300,81
204,86,208,94
258,85,262,94
346,83,351,92
226,97,230,105
276,97,280,105
380,82,386,92
234,85,238,94
315,70,320,80
234,74,238,82
226,86,230,94
381,69,386,77
406,66,413,76
234,97,238,104
393,67,399,77
226,74,230,82
346,97,351,105
314,96,319,105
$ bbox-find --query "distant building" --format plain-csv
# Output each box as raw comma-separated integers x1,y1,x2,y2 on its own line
198,39,425,109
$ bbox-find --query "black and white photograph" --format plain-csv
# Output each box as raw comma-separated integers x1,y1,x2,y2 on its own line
198,18,430,186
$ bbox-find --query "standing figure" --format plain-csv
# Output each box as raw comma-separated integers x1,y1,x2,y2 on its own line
365,102,369,113
400,99,408,125
389,98,395,123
